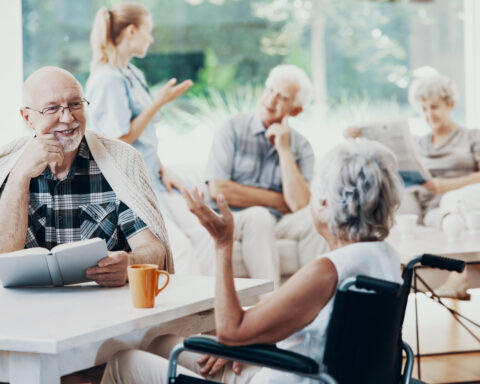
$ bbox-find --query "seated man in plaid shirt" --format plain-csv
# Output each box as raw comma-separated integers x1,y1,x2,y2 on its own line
0,66,173,287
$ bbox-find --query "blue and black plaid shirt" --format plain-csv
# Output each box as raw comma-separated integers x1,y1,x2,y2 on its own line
1,138,147,251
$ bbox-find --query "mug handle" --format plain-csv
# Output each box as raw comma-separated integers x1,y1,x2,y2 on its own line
155,270,170,296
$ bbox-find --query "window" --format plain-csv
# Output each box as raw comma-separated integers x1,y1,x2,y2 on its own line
19,0,466,165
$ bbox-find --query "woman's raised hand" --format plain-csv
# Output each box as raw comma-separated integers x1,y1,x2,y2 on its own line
154,78,194,107
181,188,234,249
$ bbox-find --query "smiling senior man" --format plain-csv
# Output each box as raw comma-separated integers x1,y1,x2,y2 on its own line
205,64,329,289
0,66,173,286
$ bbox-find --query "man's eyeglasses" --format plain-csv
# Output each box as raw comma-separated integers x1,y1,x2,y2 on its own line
25,98,90,116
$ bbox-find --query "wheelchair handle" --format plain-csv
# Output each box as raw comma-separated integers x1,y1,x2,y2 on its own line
355,275,400,295
406,254,465,273
339,275,400,295
421,253,465,272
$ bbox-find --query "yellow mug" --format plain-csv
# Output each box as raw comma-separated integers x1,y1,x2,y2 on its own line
127,264,170,308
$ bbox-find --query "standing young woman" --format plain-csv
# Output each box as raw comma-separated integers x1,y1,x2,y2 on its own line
86,2,203,274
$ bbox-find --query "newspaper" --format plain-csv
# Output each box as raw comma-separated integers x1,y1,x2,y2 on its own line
358,117,431,188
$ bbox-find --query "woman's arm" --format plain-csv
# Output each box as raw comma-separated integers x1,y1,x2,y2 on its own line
182,188,338,346
119,101,163,144
423,163,480,195
215,249,337,345
119,78,193,144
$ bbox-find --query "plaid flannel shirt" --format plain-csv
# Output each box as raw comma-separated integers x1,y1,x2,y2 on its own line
0,139,147,250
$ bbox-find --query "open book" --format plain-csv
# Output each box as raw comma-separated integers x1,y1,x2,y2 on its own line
357,117,431,188
0,238,107,288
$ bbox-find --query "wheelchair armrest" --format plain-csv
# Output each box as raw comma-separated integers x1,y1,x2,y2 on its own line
183,335,320,375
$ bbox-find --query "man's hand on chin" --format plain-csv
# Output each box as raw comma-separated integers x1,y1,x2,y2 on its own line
265,116,291,151
86,251,129,287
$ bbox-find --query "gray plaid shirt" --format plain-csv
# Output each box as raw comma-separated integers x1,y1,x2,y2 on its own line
0,139,147,250
206,113,314,218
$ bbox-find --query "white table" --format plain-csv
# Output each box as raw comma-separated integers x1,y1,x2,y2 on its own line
386,225,480,265
0,275,272,384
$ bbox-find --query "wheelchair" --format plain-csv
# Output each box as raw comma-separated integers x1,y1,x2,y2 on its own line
167,254,465,384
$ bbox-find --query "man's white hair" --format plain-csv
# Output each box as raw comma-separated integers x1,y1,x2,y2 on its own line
265,64,313,108
408,69,458,112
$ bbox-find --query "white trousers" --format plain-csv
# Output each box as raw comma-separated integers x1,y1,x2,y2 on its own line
233,206,328,289
398,183,480,228
159,191,214,276
439,183,480,216
100,335,260,384
159,190,328,286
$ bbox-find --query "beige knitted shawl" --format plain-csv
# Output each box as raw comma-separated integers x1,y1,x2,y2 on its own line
0,130,174,273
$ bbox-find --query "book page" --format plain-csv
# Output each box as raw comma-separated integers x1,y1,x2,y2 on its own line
52,238,103,253
54,238,108,285
0,251,52,287
358,117,431,186
0,247,48,257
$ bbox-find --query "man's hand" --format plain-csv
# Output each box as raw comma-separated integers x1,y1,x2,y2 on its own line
197,355,243,376
265,116,290,151
85,251,129,287
161,166,185,193
422,178,455,195
10,134,64,182
343,126,361,139
182,188,234,249
154,78,194,108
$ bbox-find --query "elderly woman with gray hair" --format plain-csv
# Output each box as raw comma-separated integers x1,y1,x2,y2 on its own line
100,139,403,384
346,71,480,229
407,71,480,299
408,71,480,227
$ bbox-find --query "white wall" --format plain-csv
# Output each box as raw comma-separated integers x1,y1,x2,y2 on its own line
0,0,24,145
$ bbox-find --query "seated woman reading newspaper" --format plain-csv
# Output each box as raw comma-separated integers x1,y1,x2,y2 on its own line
100,140,403,384
345,70,480,299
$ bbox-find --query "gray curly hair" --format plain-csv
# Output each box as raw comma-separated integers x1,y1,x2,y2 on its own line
408,72,458,112
311,140,403,242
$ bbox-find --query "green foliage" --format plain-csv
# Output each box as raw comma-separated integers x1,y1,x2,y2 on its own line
159,84,263,133
22,0,465,122
197,49,237,92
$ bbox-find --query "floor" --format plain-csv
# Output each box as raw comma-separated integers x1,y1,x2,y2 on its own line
403,288,480,383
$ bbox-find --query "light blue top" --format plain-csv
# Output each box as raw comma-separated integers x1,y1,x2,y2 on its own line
86,64,166,194
251,241,402,384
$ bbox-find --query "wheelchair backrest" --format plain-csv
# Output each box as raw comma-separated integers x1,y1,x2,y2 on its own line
323,280,405,384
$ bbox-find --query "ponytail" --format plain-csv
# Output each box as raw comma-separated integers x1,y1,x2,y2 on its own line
89,2,150,73
90,7,115,72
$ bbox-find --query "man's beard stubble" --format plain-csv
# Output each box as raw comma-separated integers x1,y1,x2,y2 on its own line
52,122,83,153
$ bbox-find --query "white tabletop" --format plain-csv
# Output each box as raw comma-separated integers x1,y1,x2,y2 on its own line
386,225,480,264
0,275,272,355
